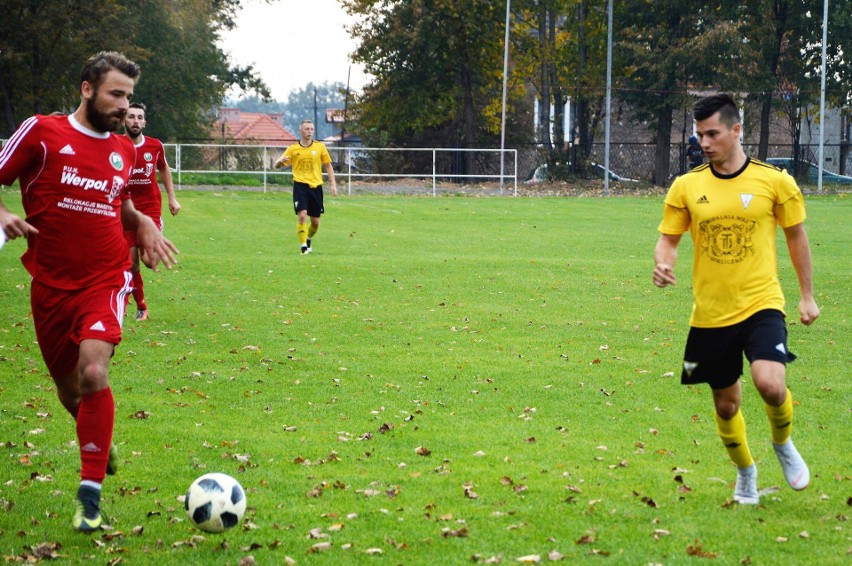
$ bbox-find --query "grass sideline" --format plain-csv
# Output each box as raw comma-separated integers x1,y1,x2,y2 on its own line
0,189,848,564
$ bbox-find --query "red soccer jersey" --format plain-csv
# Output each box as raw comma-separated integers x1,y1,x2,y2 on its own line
127,135,167,218
0,114,135,290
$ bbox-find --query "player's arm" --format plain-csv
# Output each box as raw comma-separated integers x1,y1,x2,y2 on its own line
274,148,292,169
121,198,179,271
0,118,40,240
324,161,337,196
0,198,38,241
783,222,819,326
159,162,181,216
653,233,681,288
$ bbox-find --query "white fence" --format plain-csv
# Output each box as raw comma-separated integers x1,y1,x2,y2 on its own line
164,144,519,196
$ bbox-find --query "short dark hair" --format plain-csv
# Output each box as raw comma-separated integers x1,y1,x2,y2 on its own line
80,51,141,88
129,102,147,112
694,93,740,126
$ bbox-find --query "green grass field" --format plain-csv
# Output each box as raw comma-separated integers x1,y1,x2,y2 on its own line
0,188,848,564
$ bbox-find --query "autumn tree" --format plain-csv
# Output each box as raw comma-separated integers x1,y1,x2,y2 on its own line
341,0,519,176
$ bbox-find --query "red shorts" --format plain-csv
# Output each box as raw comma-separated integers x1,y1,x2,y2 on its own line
30,272,133,379
124,216,163,248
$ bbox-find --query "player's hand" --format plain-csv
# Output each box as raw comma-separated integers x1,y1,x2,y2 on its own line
169,198,181,216
330,182,338,197
136,217,179,271
798,298,820,326
0,210,38,240
653,263,676,288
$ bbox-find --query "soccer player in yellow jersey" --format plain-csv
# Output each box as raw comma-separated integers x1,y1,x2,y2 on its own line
274,119,337,254
653,93,820,505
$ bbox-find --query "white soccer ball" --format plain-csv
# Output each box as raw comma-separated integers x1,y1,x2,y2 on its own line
185,472,247,533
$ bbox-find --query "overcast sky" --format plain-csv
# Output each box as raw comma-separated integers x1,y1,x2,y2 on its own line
218,0,369,101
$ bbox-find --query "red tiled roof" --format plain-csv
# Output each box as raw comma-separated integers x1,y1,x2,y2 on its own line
215,109,297,146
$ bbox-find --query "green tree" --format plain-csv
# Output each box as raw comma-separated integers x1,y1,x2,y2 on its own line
0,0,130,135
342,0,514,176
0,0,269,140
617,1,750,185
284,82,347,141
124,0,270,141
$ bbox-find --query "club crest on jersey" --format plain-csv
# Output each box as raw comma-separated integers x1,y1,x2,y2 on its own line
144,152,153,162
109,152,124,171
740,193,754,209
110,176,125,202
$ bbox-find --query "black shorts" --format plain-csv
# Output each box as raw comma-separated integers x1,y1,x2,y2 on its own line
293,181,324,217
680,309,796,389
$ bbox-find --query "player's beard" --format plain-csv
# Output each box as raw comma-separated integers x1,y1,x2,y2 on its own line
125,124,142,137
85,87,127,133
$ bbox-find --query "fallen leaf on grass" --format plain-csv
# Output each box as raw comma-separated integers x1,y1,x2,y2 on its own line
308,541,332,553
19,542,62,561
415,446,431,456
441,527,469,538
686,540,718,557
515,554,541,563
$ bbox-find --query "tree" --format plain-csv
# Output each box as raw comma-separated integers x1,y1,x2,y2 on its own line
0,0,270,140
123,0,270,141
0,0,130,135
617,1,750,185
341,0,517,176
285,82,347,141
507,0,621,179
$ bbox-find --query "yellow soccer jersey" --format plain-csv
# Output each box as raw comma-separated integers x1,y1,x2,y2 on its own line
282,141,331,188
658,158,806,328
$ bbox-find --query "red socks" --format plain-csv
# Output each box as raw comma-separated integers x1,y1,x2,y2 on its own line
131,271,146,310
77,388,115,483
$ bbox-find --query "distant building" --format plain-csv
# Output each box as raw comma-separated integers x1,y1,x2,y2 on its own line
214,108,297,146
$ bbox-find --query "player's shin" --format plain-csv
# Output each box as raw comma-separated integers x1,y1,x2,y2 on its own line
715,408,754,469
77,387,115,482
764,387,794,445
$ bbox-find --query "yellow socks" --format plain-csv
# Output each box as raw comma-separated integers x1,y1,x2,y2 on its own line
296,222,308,245
765,388,794,445
307,224,318,239
715,409,754,469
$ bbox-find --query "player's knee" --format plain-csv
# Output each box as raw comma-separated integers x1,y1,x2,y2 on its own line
77,360,110,393
755,380,787,406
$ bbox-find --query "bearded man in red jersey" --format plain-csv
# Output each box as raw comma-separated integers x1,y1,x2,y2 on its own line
123,101,181,321
0,51,179,532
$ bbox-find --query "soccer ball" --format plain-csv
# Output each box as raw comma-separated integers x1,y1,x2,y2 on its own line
185,472,247,533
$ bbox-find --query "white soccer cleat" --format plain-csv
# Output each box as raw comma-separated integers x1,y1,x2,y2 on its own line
733,464,759,505
773,438,810,491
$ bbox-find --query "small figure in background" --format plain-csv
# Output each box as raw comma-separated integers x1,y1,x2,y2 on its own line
687,134,704,169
